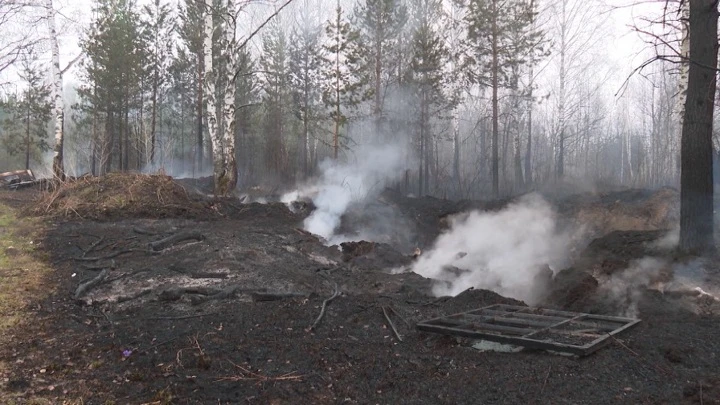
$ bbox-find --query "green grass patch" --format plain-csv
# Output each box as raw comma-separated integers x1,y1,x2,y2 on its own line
0,202,52,334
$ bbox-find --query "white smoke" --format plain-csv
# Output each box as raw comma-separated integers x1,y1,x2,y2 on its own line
283,142,411,244
599,256,666,318
412,194,571,305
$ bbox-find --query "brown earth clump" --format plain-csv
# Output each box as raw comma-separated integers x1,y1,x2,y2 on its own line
25,173,211,220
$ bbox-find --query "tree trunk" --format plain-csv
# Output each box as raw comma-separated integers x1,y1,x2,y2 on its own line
679,0,718,254
150,67,158,165
196,51,204,175
491,0,499,197
556,0,567,180
25,103,30,170
203,0,223,195
46,0,64,180
525,64,533,187
220,0,238,195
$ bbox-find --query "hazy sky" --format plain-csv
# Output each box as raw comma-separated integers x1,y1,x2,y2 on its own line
1,0,670,102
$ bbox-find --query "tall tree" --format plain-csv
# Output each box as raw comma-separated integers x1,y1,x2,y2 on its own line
219,0,238,194
179,0,206,173
679,0,718,253
1,52,52,170
141,0,174,166
355,0,407,136
466,0,544,196
407,0,453,196
46,0,64,179
260,23,291,180
322,2,366,159
79,0,146,172
289,7,323,177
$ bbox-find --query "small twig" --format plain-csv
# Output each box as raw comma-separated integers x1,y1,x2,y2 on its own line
389,306,411,328
608,333,671,375
306,283,340,332
540,365,551,397
140,336,179,354
382,306,403,342
217,361,303,382
149,231,204,251
74,269,108,299
82,236,105,257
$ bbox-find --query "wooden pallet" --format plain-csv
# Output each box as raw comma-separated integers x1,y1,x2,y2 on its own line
417,304,640,356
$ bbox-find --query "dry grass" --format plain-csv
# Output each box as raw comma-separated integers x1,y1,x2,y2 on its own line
26,173,209,220
0,202,52,334
0,200,56,403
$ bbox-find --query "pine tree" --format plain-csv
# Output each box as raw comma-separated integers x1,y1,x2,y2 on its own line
354,0,407,136
0,52,52,170
234,47,259,184
465,0,545,196
406,0,453,196
178,0,206,173
141,0,174,166
78,0,146,173
288,8,323,177
259,23,291,180
322,2,367,159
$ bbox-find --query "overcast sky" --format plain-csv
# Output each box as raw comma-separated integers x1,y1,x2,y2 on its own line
0,0,670,102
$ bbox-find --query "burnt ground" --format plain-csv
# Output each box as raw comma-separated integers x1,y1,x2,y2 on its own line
1,177,720,404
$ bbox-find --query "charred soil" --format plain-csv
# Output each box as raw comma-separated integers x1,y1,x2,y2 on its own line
1,176,719,404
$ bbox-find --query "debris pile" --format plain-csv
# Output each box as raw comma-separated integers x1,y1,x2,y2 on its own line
27,173,209,219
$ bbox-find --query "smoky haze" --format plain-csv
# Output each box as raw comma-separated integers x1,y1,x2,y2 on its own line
411,194,571,305
283,141,414,245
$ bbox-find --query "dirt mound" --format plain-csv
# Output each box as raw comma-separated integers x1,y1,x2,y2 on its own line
340,240,414,270
562,187,678,239
27,173,211,220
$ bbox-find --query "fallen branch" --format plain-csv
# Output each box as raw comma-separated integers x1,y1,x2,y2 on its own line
149,231,204,251
190,286,240,305
306,283,340,332
146,312,219,321
75,248,158,262
116,288,153,303
74,269,108,299
382,306,403,342
132,226,158,236
251,291,307,302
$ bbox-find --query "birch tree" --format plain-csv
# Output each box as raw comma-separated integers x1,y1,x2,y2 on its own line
46,0,64,179
220,0,238,193
202,0,222,192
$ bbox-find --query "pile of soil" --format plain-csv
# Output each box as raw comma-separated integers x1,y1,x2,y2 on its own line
26,173,211,220
558,187,678,240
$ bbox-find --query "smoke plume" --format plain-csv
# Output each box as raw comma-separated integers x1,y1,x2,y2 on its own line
412,194,571,305
283,142,411,244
